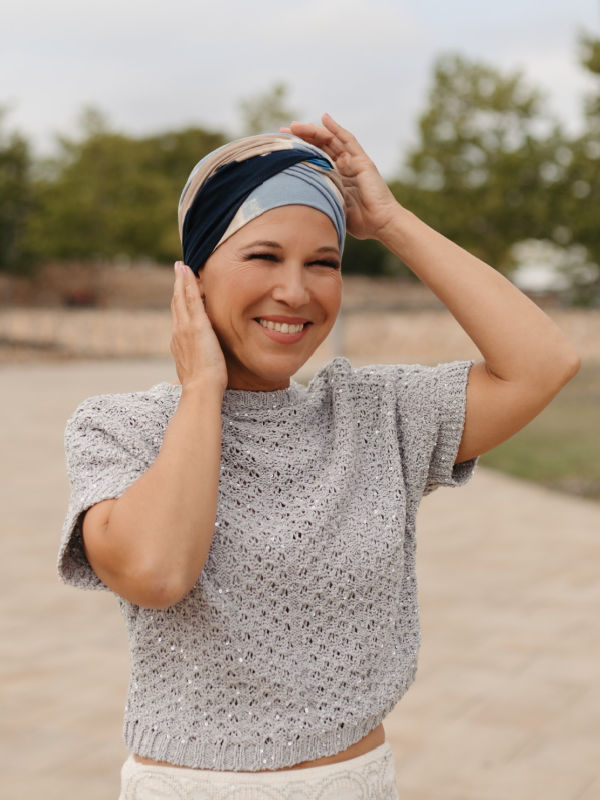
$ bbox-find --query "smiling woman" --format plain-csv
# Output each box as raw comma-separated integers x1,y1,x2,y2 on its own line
197,205,342,391
58,116,579,800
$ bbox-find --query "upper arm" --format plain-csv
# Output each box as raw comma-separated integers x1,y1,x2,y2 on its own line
455,359,578,464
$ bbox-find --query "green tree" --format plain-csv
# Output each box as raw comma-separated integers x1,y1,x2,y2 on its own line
32,109,227,263
238,83,298,135
579,31,600,128
390,47,600,304
0,109,34,274
390,54,557,273
556,32,600,305
524,31,600,306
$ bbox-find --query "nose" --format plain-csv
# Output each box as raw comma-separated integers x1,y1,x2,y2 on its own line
270,262,310,308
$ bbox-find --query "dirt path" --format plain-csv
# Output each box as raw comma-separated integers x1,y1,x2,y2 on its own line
1,359,598,799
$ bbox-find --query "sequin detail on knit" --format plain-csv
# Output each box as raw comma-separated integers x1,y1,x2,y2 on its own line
59,357,477,771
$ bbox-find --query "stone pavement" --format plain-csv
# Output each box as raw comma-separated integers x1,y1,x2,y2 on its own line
1,359,598,800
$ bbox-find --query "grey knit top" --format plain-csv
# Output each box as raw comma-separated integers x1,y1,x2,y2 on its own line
58,356,477,771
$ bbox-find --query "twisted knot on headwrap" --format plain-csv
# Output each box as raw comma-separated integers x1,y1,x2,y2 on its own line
178,134,346,274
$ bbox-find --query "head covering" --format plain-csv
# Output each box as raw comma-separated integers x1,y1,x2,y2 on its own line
178,133,346,274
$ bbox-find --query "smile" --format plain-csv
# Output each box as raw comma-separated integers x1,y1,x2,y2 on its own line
258,319,305,334
253,318,311,344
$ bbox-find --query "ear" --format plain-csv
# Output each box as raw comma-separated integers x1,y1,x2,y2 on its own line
194,272,205,299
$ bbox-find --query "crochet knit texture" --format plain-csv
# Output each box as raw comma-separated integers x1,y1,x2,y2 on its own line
58,357,477,771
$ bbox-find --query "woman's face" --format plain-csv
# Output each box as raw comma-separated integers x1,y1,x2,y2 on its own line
197,205,342,391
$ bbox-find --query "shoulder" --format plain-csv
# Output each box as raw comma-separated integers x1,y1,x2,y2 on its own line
67,382,177,424
65,383,178,449
306,358,473,421
308,357,445,396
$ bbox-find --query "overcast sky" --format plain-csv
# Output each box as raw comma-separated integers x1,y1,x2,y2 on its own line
2,0,598,178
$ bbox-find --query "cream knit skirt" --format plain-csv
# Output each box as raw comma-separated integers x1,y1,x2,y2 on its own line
118,742,399,799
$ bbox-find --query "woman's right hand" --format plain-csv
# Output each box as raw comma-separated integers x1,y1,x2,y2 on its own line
170,261,228,394
84,261,227,609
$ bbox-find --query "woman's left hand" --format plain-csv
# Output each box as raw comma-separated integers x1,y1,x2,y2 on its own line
283,113,399,241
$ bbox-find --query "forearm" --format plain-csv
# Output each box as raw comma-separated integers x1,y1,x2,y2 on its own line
102,384,223,605
378,206,580,384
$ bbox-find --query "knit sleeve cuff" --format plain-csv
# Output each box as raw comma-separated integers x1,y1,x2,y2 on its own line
57,466,146,591
424,360,478,495
57,397,151,591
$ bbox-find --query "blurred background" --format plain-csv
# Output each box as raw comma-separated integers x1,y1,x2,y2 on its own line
1,2,599,798
1,0,599,500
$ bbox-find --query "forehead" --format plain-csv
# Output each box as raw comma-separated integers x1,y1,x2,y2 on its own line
232,205,339,244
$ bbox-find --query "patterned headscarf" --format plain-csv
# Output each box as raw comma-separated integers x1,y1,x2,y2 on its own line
178,134,346,274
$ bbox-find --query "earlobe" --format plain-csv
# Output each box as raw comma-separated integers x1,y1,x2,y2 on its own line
195,274,205,298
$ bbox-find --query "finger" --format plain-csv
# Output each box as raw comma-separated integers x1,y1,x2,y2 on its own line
181,263,206,317
287,121,345,161
321,113,365,156
171,262,191,326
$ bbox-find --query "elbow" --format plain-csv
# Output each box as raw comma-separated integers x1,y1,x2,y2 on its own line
89,515,204,609
132,579,187,610
566,351,581,379
555,348,581,387
127,566,198,609
537,348,581,405
107,557,200,609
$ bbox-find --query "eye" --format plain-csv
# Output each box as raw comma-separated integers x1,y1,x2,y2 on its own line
245,252,279,262
310,259,341,270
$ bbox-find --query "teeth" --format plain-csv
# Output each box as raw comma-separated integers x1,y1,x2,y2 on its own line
258,319,305,334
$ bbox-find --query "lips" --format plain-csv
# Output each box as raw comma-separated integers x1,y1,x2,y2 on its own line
253,318,311,344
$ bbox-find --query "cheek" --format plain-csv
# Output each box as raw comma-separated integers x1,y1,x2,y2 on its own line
201,291,230,339
203,279,255,342
320,275,343,314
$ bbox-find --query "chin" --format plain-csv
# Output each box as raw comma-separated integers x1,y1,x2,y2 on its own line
255,362,303,386
232,353,310,390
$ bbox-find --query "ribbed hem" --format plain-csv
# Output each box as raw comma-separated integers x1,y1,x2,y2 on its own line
124,709,395,772
121,742,393,786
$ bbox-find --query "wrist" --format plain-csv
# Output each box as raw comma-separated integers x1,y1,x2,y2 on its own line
374,204,417,250
180,377,226,402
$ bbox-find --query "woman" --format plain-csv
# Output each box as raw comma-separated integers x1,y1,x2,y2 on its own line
59,114,580,799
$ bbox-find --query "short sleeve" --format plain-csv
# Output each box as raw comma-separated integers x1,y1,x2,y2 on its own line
423,360,478,495
58,394,153,591
392,359,478,497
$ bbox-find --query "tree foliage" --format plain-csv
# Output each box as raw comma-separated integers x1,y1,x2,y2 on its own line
390,47,600,303
0,109,35,273
238,83,298,136
579,32,600,126
562,31,600,304
30,109,226,264
0,53,598,294
391,54,557,270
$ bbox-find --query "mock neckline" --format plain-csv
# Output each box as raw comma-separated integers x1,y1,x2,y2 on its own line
156,380,306,413
222,380,305,412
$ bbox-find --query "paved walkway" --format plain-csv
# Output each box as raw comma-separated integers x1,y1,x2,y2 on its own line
1,359,598,800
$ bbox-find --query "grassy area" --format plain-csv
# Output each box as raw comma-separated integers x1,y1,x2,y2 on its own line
479,363,600,502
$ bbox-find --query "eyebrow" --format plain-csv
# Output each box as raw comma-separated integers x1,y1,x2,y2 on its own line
241,240,340,255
